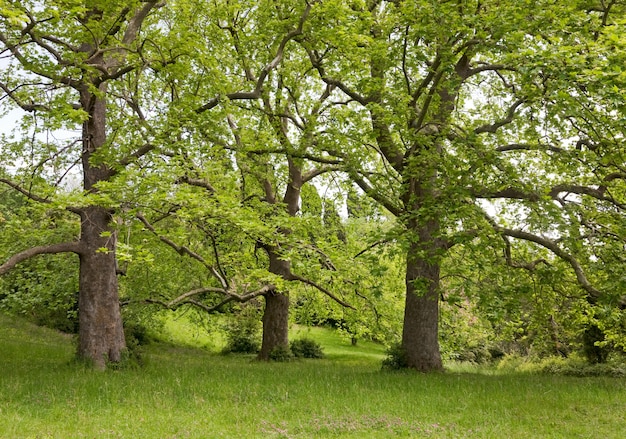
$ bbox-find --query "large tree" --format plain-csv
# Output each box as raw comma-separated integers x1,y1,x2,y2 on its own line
299,0,626,370
105,0,353,360
0,0,166,368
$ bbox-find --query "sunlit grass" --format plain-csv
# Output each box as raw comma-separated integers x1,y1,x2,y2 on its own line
2,312,625,438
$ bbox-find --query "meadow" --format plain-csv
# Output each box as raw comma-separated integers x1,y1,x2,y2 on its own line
1,312,625,438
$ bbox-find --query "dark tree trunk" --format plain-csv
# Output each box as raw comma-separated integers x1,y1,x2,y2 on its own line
258,250,291,360
75,85,126,369
257,158,303,360
401,216,444,372
77,206,126,369
401,251,443,372
259,292,290,360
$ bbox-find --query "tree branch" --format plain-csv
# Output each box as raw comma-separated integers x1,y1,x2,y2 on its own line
0,178,51,204
177,176,216,194
136,213,229,289
495,143,566,154
286,272,355,309
494,225,602,299
350,173,403,217
196,2,312,113
0,242,83,275
141,284,276,313
122,1,167,46
474,98,524,134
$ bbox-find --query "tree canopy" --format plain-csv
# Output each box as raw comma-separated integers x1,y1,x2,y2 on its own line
1,0,625,371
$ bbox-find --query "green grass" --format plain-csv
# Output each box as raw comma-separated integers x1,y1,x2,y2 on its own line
1,313,626,438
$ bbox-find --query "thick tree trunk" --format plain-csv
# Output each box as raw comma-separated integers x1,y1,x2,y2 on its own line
75,85,126,369
259,292,290,360
256,159,302,360
401,225,443,372
77,206,126,369
258,250,291,360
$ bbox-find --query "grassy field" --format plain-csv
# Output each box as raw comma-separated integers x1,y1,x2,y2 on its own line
1,313,625,438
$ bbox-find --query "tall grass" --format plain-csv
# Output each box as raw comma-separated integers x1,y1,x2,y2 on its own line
1,312,625,438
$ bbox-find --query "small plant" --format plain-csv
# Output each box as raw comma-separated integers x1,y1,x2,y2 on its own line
381,343,409,370
221,307,261,354
269,345,294,362
290,338,324,359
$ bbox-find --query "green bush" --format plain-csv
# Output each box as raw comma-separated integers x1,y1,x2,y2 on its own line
290,338,324,359
221,309,261,354
124,321,153,347
381,343,409,370
497,354,626,377
269,345,294,362
0,259,79,333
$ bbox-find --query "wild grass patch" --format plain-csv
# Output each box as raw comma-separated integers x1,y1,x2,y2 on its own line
1,313,626,438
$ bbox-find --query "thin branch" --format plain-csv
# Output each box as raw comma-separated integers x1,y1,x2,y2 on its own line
286,272,355,309
302,165,341,183
550,184,625,209
353,238,390,258
0,80,49,112
177,176,216,194
109,143,156,177
494,225,602,299
141,284,276,313
501,235,551,271
305,47,368,105
350,173,403,217
470,186,541,202
137,213,229,289
474,98,525,134
196,2,312,113
496,143,566,153
0,178,51,204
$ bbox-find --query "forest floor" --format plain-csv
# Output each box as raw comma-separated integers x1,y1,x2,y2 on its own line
1,312,625,438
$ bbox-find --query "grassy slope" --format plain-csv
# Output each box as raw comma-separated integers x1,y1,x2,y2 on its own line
1,312,625,438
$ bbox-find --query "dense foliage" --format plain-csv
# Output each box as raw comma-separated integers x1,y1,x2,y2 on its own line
1,0,625,370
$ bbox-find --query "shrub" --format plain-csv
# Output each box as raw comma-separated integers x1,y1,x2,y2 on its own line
269,345,294,362
496,354,626,377
124,321,152,347
221,310,261,354
290,338,324,359
381,343,409,370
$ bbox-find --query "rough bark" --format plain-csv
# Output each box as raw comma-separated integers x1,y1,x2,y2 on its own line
259,291,290,360
401,244,443,372
400,200,445,371
257,157,303,359
258,249,291,360
77,206,126,369
75,83,126,369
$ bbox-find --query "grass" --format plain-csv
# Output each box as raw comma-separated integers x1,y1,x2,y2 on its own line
1,313,626,438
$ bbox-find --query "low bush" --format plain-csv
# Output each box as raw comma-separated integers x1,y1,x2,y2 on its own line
221,310,261,354
269,345,294,362
290,338,324,359
497,354,626,377
381,343,408,370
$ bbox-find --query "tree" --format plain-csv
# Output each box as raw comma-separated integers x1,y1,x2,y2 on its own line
103,0,353,360
0,1,166,368
299,0,626,370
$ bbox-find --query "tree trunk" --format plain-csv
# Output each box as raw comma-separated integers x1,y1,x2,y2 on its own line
259,291,290,360
75,85,126,369
401,237,443,372
77,206,126,369
258,249,291,360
